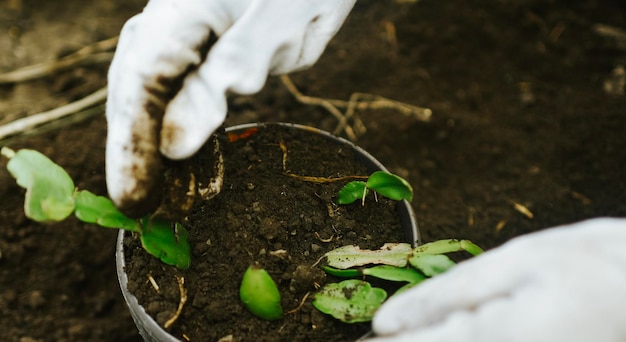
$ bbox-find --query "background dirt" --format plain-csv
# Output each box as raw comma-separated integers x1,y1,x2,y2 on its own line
1,0,625,341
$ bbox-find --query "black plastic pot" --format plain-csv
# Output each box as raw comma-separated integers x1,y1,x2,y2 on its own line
116,123,420,341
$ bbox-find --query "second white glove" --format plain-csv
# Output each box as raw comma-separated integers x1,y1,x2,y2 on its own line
370,218,626,342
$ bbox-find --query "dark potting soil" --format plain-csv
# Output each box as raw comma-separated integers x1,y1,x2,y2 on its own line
2,1,626,341
123,124,410,341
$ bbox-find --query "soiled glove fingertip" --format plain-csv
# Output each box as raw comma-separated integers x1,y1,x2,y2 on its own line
109,162,164,219
159,121,191,159
106,134,165,218
159,122,210,160
116,189,162,219
159,81,227,160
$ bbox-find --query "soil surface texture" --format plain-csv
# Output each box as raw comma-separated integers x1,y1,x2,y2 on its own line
1,0,625,341
124,123,411,341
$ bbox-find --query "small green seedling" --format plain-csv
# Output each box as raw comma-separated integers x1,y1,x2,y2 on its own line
337,171,413,205
1,147,190,269
240,264,283,321
313,239,483,323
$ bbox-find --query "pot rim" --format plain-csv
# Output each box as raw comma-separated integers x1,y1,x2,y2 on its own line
117,122,421,341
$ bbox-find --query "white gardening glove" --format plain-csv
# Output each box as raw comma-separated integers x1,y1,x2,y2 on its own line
370,218,626,342
106,0,355,216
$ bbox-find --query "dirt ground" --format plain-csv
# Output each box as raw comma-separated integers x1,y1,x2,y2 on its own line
1,0,625,341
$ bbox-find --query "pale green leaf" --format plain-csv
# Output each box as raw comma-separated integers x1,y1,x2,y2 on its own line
413,239,484,256
409,254,456,276
5,149,75,222
363,265,426,284
325,243,413,269
313,280,387,323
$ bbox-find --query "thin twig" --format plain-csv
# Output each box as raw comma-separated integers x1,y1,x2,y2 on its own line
287,292,311,314
280,75,357,140
278,136,367,183
314,231,334,243
593,24,626,50
0,87,107,141
147,274,160,293
280,75,432,140
164,275,187,329
0,36,118,84
285,173,368,183
510,200,534,219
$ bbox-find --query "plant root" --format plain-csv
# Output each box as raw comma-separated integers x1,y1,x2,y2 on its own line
287,292,311,315
164,275,187,329
278,139,368,183
314,232,334,243
147,273,160,293
280,75,432,141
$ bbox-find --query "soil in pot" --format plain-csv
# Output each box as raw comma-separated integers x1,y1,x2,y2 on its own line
122,123,413,341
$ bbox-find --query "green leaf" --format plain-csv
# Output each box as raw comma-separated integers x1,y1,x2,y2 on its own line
321,266,361,278
460,240,485,256
413,239,484,256
337,181,368,205
140,218,191,269
74,190,140,232
409,254,456,276
5,148,75,222
325,243,413,269
323,264,426,284
363,265,426,284
365,171,413,202
240,265,283,321
313,279,387,323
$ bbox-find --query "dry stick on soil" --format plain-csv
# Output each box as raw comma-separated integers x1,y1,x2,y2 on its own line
147,274,160,294
593,24,626,50
164,275,187,329
0,87,108,141
279,75,432,141
0,36,118,141
510,201,534,219
0,36,118,84
314,231,334,243
278,139,368,183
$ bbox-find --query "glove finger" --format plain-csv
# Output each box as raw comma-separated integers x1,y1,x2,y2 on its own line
159,0,356,159
368,299,534,342
370,268,626,342
373,219,626,339
106,1,228,215
212,0,355,83
159,66,227,160
272,0,356,74
372,240,536,336
158,1,283,159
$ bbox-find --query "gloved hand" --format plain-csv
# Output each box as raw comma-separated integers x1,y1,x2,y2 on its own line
370,218,626,342
106,0,356,216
